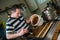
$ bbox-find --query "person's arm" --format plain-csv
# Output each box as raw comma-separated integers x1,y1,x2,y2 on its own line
6,33,20,39
6,28,28,39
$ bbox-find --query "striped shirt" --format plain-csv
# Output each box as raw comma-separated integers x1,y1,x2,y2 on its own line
6,16,29,34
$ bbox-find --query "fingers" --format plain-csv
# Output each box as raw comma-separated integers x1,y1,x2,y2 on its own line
30,14,36,22
24,28,28,33
21,27,28,33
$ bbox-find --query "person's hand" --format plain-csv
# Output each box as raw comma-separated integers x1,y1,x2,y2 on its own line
30,14,37,21
26,19,31,24
18,27,28,36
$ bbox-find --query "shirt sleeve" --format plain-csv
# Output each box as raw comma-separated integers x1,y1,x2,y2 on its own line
6,22,14,34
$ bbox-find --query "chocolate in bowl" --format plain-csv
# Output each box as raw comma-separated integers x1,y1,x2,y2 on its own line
32,16,38,25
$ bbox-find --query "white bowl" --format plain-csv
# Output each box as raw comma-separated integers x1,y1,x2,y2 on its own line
31,14,44,26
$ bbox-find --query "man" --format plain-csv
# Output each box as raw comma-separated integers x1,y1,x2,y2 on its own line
6,4,31,40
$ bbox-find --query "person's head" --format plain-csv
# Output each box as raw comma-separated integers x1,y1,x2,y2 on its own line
11,4,22,17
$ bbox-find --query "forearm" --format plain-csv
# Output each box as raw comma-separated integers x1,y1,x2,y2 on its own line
6,28,28,39
6,33,21,39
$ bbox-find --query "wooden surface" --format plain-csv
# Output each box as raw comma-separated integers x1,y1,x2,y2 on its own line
38,22,53,38
28,21,53,38
52,21,60,40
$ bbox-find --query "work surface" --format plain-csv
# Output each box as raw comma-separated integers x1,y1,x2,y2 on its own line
26,21,60,40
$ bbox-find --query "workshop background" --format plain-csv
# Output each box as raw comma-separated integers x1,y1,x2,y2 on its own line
0,0,60,40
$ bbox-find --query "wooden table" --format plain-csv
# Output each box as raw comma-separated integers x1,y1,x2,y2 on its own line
52,21,60,40
28,21,53,38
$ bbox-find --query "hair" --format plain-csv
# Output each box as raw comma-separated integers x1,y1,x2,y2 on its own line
11,4,23,11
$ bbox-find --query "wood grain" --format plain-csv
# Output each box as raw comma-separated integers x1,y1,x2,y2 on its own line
28,21,53,38
52,21,60,40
